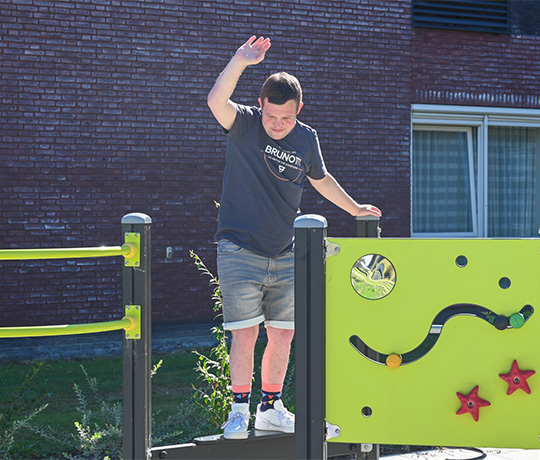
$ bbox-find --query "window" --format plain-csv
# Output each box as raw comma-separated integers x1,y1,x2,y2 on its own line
412,105,540,238
413,127,478,236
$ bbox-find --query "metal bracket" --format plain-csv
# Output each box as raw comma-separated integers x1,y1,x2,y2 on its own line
326,240,341,259
124,305,141,340
326,421,342,440
124,232,141,267
361,443,374,453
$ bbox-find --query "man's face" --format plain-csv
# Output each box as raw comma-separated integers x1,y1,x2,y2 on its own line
259,97,303,140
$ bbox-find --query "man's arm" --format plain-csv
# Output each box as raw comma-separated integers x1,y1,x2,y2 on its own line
207,36,271,131
308,174,382,217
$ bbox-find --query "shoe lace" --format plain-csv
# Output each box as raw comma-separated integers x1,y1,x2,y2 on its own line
221,411,247,429
276,407,294,424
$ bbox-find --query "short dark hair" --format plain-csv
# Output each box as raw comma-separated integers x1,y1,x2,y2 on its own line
260,72,302,108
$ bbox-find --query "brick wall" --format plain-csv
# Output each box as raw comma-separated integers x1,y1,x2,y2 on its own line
1,0,539,327
411,27,540,107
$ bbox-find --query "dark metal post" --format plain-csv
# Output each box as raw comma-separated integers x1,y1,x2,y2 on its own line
294,214,328,460
122,213,152,460
355,215,380,238
356,215,381,460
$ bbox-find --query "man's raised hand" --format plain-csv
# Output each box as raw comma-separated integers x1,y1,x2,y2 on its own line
234,36,271,66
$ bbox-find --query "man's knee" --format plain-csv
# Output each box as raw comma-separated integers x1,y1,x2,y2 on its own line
266,326,294,345
231,325,260,347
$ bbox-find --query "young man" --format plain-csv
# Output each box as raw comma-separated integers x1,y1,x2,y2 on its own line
207,36,381,440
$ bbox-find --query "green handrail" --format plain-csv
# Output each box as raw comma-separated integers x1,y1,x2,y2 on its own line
0,243,136,261
0,316,138,339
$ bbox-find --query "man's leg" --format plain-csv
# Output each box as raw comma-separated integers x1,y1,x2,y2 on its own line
255,326,295,432
216,239,267,439
261,326,294,386
230,324,260,389
222,324,260,440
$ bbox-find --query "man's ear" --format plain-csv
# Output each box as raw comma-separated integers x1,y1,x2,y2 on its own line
258,97,263,108
297,102,304,115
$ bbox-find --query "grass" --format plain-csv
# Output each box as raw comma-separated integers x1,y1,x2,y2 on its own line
0,342,430,460
0,349,214,459
0,339,294,459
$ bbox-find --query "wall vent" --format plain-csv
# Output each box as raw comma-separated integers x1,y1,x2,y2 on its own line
412,0,509,33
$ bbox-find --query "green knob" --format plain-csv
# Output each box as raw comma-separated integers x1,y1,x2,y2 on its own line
509,313,525,329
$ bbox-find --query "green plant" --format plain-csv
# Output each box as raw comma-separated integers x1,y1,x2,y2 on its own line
0,362,52,459
152,398,210,447
70,365,122,460
0,352,215,458
69,356,204,459
189,250,233,429
0,405,50,459
151,359,163,378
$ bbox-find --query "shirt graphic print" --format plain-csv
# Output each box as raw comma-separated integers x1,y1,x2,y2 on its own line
262,144,304,184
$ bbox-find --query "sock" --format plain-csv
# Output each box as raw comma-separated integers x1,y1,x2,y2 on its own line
232,384,251,405
260,390,281,412
233,391,250,404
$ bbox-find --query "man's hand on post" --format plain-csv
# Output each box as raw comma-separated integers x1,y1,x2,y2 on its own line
351,204,382,218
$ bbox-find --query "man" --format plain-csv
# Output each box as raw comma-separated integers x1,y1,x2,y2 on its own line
207,36,381,440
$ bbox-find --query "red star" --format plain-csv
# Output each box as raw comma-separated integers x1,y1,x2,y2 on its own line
499,360,535,395
456,385,491,422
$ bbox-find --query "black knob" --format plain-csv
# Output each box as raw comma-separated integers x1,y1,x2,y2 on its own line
494,315,509,330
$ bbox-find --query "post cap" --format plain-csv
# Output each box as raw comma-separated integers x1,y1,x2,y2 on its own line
294,214,327,229
122,213,152,224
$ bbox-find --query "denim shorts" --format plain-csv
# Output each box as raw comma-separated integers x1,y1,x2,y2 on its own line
217,239,294,331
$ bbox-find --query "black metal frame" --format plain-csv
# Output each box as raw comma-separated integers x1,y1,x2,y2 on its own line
294,215,381,460
356,215,381,238
122,213,152,460
294,214,328,460
124,214,380,460
149,433,358,460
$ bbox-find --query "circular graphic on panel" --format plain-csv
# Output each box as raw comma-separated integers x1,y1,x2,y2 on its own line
351,254,396,300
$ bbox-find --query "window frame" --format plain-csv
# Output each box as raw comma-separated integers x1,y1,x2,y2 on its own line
412,125,479,238
411,104,540,238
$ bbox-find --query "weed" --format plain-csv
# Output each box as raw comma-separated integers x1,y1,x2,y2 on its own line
189,250,233,429
0,363,52,459
70,365,122,460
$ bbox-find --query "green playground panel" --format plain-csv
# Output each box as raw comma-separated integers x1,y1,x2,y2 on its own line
325,238,540,449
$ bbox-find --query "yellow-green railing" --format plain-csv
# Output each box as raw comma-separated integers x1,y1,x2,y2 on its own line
0,231,141,339
0,315,138,339
0,213,152,459
0,243,136,261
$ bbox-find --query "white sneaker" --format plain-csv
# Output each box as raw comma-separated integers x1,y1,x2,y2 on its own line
222,403,250,439
254,399,295,433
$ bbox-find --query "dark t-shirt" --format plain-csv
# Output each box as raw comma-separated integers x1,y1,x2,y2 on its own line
215,103,327,258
